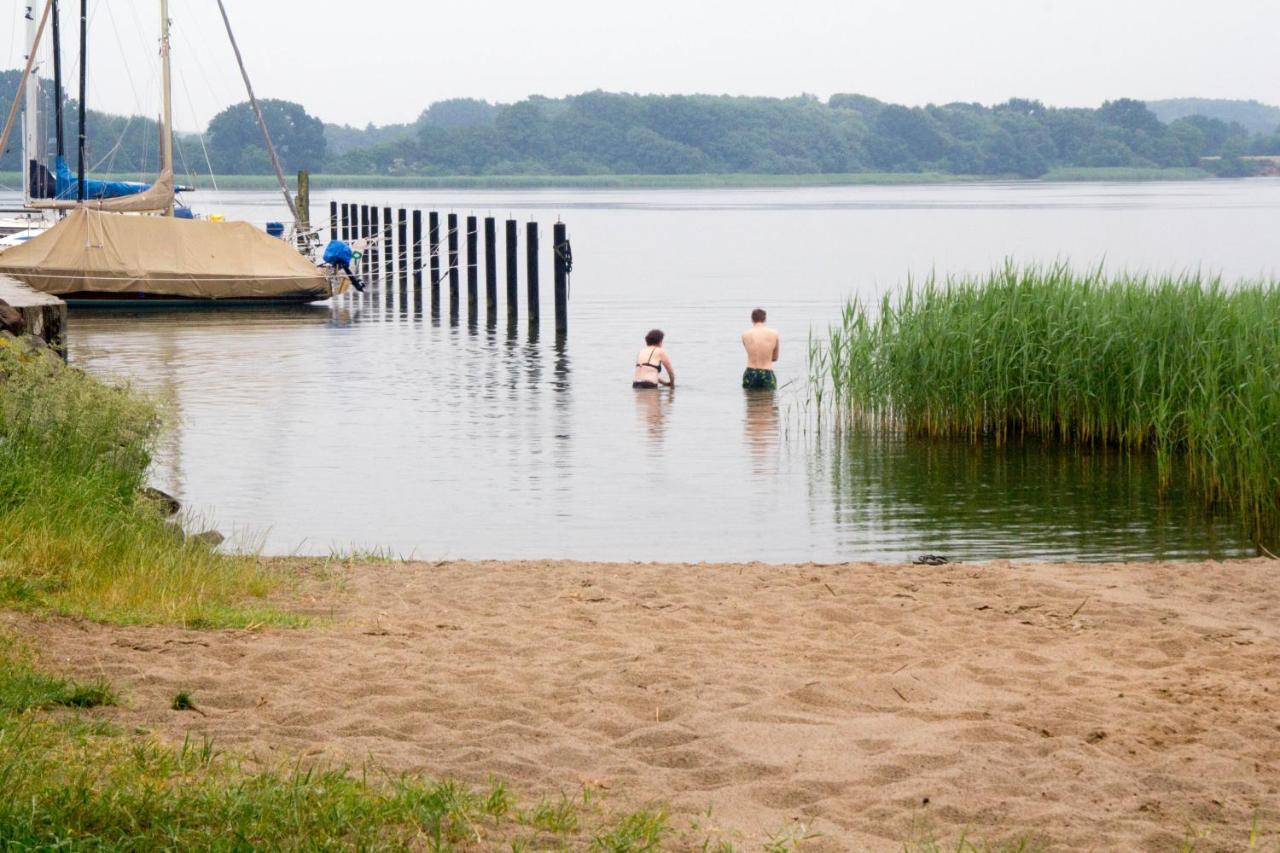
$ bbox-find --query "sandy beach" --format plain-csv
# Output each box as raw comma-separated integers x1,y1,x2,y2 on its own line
16,558,1280,850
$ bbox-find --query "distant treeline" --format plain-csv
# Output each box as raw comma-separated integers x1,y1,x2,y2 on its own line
3,70,1280,181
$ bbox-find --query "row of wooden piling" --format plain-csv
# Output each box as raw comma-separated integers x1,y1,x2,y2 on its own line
328,201,569,334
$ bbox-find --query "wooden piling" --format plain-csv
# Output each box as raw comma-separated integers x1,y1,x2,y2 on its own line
411,210,423,299
466,215,478,319
447,213,460,319
484,217,497,323
383,206,393,281
360,204,369,241
505,219,519,324
397,209,408,296
329,200,337,241
429,211,441,315
296,170,311,232
340,203,350,241
553,221,568,335
369,207,380,279
526,222,540,323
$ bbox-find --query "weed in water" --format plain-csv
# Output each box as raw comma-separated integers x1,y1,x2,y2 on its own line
809,262,1280,546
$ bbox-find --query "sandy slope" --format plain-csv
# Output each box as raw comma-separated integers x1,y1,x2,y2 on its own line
16,558,1280,850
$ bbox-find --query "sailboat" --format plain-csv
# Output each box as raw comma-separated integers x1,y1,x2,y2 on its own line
0,0,337,305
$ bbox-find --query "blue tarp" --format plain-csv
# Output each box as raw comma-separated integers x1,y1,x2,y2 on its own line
323,240,353,265
53,155,152,201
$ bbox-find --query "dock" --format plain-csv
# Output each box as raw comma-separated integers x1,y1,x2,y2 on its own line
0,274,67,355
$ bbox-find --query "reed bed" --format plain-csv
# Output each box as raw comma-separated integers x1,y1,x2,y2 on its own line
0,337,287,626
809,263,1280,539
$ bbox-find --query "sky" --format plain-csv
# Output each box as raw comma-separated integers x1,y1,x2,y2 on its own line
6,0,1279,132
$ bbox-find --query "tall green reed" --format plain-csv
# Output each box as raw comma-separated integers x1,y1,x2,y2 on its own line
809,262,1280,541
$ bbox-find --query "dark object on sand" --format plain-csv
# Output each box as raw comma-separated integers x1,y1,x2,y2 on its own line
912,554,949,565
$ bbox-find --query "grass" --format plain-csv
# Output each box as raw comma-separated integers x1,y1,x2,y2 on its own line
809,262,1280,544
1042,166,1210,182
0,335,292,626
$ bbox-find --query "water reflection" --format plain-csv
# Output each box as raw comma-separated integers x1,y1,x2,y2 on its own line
635,387,674,445
743,390,780,474
818,432,1252,561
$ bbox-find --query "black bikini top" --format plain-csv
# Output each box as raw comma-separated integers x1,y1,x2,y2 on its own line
636,347,664,373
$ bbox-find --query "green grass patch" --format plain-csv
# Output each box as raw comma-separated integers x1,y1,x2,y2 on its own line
0,336,292,626
0,632,114,714
809,262,1280,545
1041,166,1210,182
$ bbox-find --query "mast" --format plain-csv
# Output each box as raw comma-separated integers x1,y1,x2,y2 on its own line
22,3,41,203
51,0,64,161
214,0,299,225
159,0,173,215
0,0,52,184
76,0,86,202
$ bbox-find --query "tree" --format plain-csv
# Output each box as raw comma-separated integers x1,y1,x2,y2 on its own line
206,99,326,174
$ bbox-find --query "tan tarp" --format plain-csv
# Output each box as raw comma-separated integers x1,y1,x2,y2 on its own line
0,207,329,300
27,169,176,213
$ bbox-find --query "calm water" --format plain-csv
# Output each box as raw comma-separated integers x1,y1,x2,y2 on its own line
43,180,1280,562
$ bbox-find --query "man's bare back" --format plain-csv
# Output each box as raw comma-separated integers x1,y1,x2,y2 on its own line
741,308,780,390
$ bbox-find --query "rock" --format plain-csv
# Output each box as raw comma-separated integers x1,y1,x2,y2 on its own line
190,530,225,547
0,299,24,336
141,486,182,516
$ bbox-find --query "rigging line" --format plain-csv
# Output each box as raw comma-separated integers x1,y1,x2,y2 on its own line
175,64,216,191
102,0,146,118
90,63,157,173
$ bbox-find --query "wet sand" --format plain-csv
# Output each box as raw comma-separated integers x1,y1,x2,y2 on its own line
16,558,1280,850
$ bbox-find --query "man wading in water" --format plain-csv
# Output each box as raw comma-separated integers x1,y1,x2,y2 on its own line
741,308,780,390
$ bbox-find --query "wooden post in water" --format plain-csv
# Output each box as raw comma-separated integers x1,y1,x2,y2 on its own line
447,213,460,320
340,203,350,241
466,215,478,320
429,211,441,315
526,222,540,324
359,204,369,242
553,221,568,336
411,210,423,301
296,170,310,232
505,219,518,324
397,209,408,294
369,206,380,280
329,201,337,241
484,217,497,324
382,206,393,282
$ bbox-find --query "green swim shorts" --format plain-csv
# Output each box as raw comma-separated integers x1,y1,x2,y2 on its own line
742,367,777,390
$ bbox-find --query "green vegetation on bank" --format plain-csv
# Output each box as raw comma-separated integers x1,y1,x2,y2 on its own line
0,336,288,627
809,264,1280,542
5,69,1278,181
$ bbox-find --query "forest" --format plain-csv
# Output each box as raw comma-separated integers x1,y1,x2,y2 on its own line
2,71,1279,180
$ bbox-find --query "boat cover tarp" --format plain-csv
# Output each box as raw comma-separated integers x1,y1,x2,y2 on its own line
0,207,329,300
29,167,176,213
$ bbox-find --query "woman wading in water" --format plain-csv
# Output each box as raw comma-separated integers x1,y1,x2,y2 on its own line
633,329,676,389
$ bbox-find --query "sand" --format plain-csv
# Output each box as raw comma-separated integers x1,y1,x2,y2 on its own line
14,558,1280,850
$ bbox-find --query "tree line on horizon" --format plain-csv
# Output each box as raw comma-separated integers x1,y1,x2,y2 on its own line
3,71,1279,180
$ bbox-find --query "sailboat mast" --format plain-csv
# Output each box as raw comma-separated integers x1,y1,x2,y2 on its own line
22,3,41,204
51,0,64,160
76,0,86,202
159,0,173,216
213,0,299,225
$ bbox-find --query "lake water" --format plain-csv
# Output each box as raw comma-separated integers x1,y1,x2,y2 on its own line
46,179,1280,562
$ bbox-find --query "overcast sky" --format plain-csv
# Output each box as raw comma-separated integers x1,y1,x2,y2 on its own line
8,0,1279,132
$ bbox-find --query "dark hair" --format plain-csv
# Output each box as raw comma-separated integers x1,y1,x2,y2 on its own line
645,329,664,346
751,308,767,323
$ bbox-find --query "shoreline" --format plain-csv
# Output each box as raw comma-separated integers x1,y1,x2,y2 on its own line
0,166,1222,192
19,556,1280,850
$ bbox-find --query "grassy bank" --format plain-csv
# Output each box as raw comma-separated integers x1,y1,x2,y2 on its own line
0,335,287,626
2,167,1214,192
809,263,1280,542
